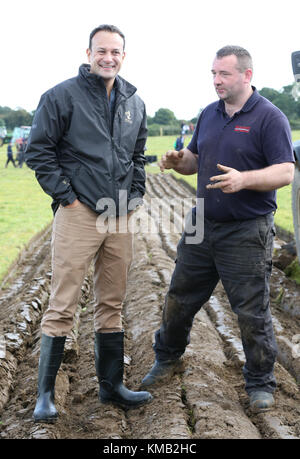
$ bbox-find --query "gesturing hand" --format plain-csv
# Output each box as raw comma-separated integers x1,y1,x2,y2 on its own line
206,164,245,193
159,150,184,172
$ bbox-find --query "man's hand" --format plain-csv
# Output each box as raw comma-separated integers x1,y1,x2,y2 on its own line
65,198,81,208
206,164,244,193
207,162,294,193
159,150,184,172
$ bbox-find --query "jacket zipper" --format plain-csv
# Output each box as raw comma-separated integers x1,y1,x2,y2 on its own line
110,97,124,213
117,111,122,146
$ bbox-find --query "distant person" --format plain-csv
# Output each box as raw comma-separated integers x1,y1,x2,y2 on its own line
141,46,295,413
26,24,152,423
181,123,189,135
18,141,25,168
5,143,16,168
174,135,185,151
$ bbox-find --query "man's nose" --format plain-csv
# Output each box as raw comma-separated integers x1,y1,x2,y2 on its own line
102,52,114,61
214,73,222,85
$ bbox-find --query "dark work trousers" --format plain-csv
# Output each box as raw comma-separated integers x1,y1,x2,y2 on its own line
153,213,277,394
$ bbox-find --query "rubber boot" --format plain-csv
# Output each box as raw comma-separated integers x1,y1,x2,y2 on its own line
95,331,153,409
249,391,275,413
33,334,66,423
141,359,182,387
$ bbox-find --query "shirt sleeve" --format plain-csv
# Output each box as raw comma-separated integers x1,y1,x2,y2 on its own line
262,111,295,165
187,113,202,154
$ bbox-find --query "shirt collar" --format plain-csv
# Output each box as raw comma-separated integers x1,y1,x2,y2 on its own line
217,86,259,114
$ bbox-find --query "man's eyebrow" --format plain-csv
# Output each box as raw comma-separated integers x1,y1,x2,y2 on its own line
211,69,231,73
95,46,122,51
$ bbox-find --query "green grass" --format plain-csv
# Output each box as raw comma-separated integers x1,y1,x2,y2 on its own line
284,259,300,283
0,144,52,282
0,131,299,284
273,130,300,233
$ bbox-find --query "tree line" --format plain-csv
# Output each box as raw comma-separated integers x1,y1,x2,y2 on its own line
0,106,33,131
259,85,300,129
1,83,300,134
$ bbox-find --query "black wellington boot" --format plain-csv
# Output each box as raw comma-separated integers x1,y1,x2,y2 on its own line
95,331,153,409
141,359,182,387
33,334,66,423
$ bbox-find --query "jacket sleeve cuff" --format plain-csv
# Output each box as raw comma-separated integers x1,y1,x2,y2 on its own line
60,191,78,207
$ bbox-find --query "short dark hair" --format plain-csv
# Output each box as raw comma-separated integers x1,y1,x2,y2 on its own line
89,24,125,50
216,45,253,72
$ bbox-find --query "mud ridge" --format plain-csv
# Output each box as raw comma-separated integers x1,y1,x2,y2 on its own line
0,173,299,439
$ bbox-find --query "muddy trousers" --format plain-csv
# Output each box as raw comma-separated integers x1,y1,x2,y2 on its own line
41,202,133,336
153,214,278,395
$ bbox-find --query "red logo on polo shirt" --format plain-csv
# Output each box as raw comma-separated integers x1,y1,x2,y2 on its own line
234,125,251,133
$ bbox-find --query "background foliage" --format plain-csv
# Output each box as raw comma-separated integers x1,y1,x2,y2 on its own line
1,82,300,135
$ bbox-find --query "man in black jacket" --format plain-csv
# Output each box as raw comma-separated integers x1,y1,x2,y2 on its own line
26,24,152,423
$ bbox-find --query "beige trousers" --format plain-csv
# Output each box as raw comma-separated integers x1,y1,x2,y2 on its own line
42,202,133,337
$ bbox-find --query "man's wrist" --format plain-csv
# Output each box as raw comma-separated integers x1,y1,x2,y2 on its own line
241,170,254,190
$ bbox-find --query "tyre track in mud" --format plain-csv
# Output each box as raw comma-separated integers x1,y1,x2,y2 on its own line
0,173,299,439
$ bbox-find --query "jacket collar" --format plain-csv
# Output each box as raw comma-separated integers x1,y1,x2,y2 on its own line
78,64,137,99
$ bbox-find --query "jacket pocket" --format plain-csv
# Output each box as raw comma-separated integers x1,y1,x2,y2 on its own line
70,165,114,211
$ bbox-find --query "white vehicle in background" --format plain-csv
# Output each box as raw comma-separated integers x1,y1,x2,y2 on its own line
10,126,31,151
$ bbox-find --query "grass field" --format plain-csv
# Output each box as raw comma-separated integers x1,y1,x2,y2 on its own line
0,145,53,281
0,131,299,283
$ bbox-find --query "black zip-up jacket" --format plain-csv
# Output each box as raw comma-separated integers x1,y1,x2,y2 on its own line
25,64,147,215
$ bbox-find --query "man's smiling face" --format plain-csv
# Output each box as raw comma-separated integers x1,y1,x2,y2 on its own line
86,31,125,82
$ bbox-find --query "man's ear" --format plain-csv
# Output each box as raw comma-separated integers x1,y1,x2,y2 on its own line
245,68,253,83
86,48,91,62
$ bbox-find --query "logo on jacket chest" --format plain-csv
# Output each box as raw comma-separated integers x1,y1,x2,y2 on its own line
124,111,133,124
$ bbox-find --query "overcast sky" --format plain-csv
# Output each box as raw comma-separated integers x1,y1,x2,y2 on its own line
1,0,299,120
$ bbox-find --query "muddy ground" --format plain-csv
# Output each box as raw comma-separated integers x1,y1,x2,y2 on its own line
0,173,299,441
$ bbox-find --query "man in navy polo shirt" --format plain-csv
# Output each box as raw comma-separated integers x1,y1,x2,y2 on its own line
142,46,295,413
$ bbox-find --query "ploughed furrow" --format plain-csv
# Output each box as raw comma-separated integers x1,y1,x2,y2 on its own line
204,288,300,439
0,273,96,439
0,171,299,439
0,224,52,317
144,174,193,259
0,225,53,416
124,220,191,439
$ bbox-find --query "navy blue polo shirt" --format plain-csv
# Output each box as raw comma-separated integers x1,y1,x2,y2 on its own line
188,87,295,222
